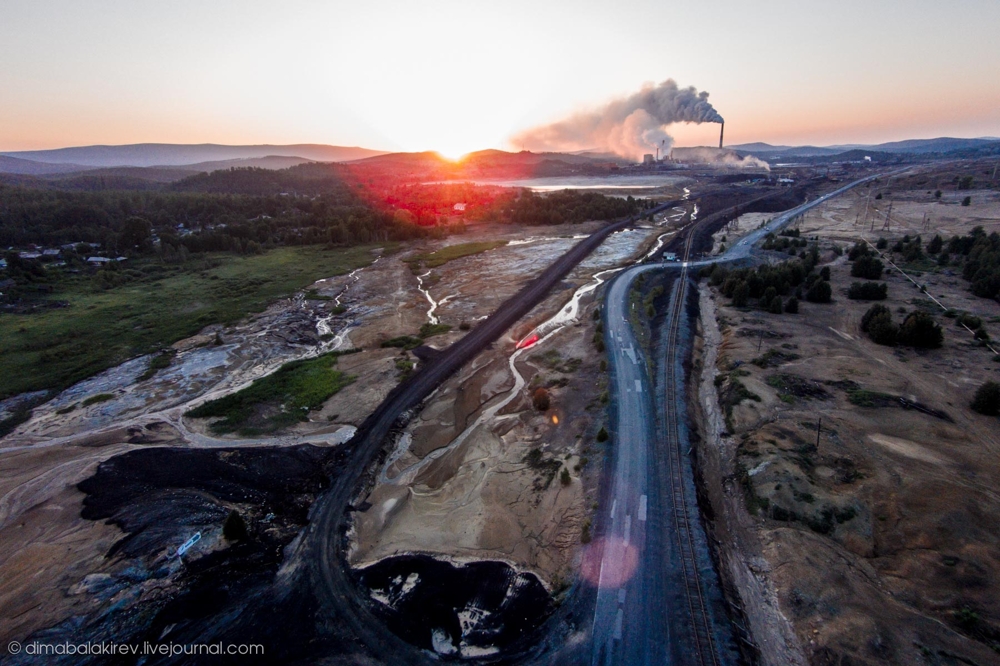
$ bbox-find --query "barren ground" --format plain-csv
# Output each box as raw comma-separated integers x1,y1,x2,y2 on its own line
695,162,1000,665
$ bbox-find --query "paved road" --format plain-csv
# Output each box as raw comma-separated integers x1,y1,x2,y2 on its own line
592,172,889,665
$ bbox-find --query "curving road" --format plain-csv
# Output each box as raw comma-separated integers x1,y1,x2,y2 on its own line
591,171,891,665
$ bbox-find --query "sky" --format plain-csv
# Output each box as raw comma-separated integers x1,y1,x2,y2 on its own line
2,0,1000,156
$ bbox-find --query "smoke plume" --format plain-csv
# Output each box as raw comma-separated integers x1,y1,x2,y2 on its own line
511,79,723,160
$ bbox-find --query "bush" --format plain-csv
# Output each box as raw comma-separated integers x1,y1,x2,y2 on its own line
532,387,550,411
861,304,891,332
934,190,942,199
596,426,609,442
848,242,870,260
956,313,982,330
851,255,884,280
868,312,898,346
820,266,831,281
770,296,783,314
560,468,572,486
784,297,799,314
876,237,888,250
805,280,832,303
898,311,943,348
847,282,888,300
971,381,1000,416
962,196,971,207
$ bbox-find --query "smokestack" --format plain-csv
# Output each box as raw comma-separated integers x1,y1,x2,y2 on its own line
719,121,725,149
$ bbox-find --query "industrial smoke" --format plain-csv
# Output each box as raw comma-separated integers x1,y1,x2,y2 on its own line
511,79,723,160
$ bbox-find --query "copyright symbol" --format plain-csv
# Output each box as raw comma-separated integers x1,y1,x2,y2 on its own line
8,641,21,654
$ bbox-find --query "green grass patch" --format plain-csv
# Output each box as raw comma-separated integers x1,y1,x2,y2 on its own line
418,323,452,338
82,393,115,407
405,241,507,271
0,245,383,399
137,350,176,381
381,335,424,350
847,388,896,408
185,351,355,435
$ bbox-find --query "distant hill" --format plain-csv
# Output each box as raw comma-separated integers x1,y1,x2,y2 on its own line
0,155,96,175
730,137,1000,158
0,143,386,168
350,148,622,180
177,155,315,172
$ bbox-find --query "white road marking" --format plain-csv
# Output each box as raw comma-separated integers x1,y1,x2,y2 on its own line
638,494,647,522
624,515,631,543
614,609,623,640
618,588,626,604
635,380,642,393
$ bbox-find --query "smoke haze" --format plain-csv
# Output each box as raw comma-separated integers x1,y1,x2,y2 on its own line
511,79,723,160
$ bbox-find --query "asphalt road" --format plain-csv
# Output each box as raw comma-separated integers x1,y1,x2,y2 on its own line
592,171,889,665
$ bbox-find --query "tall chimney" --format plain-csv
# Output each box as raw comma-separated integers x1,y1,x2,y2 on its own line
719,121,725,149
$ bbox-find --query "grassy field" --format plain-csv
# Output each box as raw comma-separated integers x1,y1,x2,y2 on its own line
0,245,385,399
405,240,507,270
185,351,355,435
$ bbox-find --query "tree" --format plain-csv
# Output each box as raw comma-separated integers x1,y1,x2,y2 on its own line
962,196,972,207
596,426,609,442
876,237,888,250
861,304,891,332
805,279,832,303
971,381,1000,415
958,175,974,191
848,282,888,300
868,312,898,346
898,311,943,348
934,190,942,199
820,266,831,281
761,286,777,309
851,255,884,280
927,235,943,254
731,281,750,307
784,297,799,314
532,387,550,411
770,296,783,314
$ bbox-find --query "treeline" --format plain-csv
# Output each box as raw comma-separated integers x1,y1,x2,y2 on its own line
708,245,829,313
498,190,648,226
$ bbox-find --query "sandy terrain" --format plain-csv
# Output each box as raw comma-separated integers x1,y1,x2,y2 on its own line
695,163,1000,664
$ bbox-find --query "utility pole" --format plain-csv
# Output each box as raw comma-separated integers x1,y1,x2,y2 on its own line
757,328,765,353
816,417,822,448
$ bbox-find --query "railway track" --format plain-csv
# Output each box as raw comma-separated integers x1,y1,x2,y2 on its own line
659,232,722,665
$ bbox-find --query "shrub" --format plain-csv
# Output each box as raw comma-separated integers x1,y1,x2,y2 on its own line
596,426,609,442
956,313,982,330
820,266,831,281
459,321,471,331
898,311,943,348
560,468,572,486
770,296,783,314
847,282,888,300
927,235,943,254
868,312,898,346
934,190,942,199
761,286,777,309
532,387,550,411
784,297,799,314
851,255,884,280
861,304,891,332
971,381,1000,416
876,237,888,250
805,280,832,303
848,242,870,260
962,196,971,207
